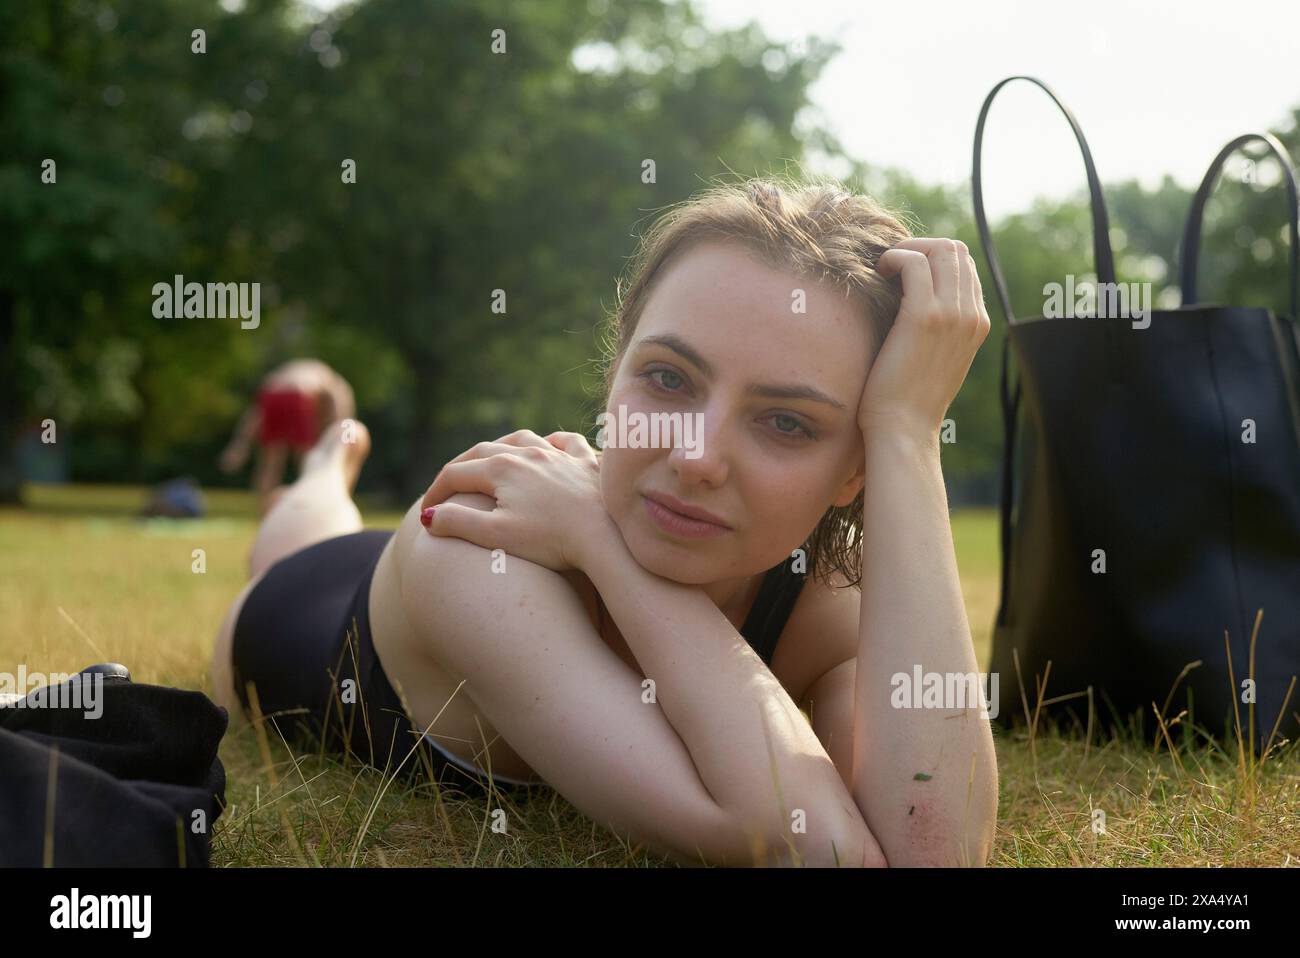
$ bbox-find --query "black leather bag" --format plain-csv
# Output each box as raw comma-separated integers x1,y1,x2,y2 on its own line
972,76,1300,749
0,671,228,866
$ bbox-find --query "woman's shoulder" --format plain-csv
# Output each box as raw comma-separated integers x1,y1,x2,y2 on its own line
396,490,587,596
389,491,616,664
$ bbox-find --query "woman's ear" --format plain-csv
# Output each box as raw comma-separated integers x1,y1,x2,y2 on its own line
831,452,866,508
831,472,865,508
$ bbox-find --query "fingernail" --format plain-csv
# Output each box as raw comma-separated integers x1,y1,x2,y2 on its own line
420,507,435,527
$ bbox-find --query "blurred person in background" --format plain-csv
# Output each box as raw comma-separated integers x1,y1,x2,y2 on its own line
219,358,356,512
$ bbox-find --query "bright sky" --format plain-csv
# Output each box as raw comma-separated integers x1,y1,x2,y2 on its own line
690,0,1300,217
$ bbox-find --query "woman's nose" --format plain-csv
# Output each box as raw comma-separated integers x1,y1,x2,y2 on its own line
666,406,729,487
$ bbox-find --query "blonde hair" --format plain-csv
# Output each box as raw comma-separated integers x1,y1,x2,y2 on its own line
592,175,915,589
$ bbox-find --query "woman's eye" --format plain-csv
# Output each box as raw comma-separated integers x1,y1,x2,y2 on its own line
640,369,814,440
767,413,816,441
642,369,685,393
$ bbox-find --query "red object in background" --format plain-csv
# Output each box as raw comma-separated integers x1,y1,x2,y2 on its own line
256,387,319,450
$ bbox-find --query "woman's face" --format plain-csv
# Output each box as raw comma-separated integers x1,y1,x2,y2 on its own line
599,240,877,585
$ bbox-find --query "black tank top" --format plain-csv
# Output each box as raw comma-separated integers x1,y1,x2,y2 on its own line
594,558,806,667
738,558,807,665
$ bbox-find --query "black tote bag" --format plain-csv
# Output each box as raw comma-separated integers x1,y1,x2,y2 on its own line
972,75,1300,749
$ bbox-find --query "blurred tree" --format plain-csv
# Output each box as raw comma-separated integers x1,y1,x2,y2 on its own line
1,0,842,501
0,0,288,498
255,0,837,497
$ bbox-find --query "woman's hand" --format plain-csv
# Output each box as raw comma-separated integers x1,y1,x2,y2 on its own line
418,429,604,572
859,238,991,439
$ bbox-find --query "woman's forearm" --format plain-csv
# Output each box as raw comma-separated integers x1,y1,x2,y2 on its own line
229,405,259,446
579,518,875,866
853,424,998,866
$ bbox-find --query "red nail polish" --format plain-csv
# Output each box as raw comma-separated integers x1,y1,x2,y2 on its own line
420,507,435,527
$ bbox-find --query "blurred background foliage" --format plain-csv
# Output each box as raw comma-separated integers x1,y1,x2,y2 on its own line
2,0,1297,504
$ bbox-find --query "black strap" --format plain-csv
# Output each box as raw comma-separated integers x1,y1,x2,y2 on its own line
741,559,806,666
971,76,1115,628
1179,132,1299,319
591,559,803,667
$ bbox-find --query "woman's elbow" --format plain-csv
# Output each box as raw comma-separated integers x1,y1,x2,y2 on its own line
782,821,888,868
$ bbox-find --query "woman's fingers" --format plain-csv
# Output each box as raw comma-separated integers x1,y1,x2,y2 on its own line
444,440,531,467
876,247,936,317
956,248,987,340
421,458,503,512
444,432,547,469
892,237,965,315
444,430,590,473
423,429,596,522
494,429,554,449
955,243,973,319
545,431,597,461
972,260,989,314
970,259,992,339
423,501,498,548
861,237,991,434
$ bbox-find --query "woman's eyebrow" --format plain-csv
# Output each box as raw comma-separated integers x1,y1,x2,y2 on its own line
634,333,848,410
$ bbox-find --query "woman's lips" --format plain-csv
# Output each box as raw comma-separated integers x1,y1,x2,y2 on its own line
641,494,731,539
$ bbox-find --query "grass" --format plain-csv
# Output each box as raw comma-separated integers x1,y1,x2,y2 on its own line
3,482,1297,867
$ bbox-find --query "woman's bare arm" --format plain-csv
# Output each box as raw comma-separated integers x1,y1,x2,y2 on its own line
219,405,260,473
576,514,884,868
397,493,856,866
852,425,999,866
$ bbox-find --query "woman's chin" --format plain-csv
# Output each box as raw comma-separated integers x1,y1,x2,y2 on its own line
620,527,725,584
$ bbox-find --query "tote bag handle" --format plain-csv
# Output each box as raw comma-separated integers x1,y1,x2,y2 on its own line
972,75,1118,326
971,76,1115,630
1179,132,1299,319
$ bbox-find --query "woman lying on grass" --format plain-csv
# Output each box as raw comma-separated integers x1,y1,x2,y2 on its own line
210,176,999,867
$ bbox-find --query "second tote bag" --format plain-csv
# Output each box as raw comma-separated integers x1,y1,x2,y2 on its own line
972,75,1300,749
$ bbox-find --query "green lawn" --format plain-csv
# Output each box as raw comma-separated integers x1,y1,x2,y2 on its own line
3,483,1296,866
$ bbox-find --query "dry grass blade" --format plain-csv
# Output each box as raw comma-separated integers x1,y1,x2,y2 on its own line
243,681,309,865
43,745,58,868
